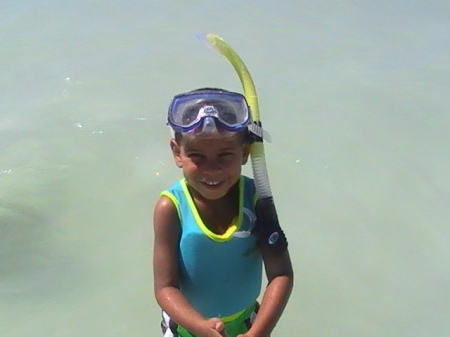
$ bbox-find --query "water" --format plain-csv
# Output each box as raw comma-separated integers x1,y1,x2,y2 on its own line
1,1,450,336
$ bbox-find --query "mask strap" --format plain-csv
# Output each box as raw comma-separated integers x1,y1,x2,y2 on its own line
247,123,272,143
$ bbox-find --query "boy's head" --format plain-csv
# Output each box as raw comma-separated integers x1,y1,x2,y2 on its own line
167,87,253,145
167,88,252,199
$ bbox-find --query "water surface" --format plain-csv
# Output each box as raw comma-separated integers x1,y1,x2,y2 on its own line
1,1,449,336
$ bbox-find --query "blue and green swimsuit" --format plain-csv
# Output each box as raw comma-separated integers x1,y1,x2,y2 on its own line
161,175,262,322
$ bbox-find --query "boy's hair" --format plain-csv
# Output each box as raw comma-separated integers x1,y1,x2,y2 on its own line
172,87,253,144
187,87,232,94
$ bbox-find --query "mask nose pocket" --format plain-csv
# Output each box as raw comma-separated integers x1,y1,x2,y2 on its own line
201,115,218,134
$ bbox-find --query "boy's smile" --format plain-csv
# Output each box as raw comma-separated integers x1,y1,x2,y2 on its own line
200,178,224,189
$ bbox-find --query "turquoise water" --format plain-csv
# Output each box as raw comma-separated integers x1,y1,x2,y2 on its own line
1,1,450,336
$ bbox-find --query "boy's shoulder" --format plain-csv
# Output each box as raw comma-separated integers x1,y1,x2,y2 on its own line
163,178,184,193
241,175,257,197
241,175,255,186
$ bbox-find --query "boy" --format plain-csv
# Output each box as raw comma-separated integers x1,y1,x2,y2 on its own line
153,88,293,337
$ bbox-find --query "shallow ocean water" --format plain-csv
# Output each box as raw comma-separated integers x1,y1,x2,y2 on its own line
1,1,450,336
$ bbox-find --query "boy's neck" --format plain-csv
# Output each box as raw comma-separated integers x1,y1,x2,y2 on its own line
187,180,240,235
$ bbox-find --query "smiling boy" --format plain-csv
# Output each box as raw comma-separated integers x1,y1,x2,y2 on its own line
153,88,293,337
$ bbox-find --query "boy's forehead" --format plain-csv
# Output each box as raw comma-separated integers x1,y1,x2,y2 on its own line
181,134,241,148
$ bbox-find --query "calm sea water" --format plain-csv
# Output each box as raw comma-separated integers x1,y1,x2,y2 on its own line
1,1,449,336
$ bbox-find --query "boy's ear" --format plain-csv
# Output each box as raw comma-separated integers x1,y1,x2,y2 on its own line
242,144,250,165
170,139,183,168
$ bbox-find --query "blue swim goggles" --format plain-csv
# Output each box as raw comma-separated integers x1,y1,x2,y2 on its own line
167,90,252,135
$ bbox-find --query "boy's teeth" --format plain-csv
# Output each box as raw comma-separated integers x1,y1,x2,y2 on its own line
204,180,220,186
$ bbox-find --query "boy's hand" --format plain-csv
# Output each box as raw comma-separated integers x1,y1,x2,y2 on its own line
197,317,228,337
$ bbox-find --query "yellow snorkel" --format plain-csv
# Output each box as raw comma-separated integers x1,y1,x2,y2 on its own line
204,35,260,121
199,34,287,253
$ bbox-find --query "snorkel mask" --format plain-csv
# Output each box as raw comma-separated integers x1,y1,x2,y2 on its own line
167,89,252,137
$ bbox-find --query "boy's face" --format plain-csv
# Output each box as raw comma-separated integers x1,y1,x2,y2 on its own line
170,134,250,201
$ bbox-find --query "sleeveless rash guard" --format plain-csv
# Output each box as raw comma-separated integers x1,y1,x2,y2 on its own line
161,176,262,319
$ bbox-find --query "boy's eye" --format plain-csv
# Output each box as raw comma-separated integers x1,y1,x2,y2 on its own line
187,153,203,159
220,151,235,158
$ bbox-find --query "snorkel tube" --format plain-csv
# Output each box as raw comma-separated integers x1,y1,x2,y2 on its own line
200,34,287,254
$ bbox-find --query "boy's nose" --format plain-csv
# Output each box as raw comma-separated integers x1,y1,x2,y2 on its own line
202,159,223,172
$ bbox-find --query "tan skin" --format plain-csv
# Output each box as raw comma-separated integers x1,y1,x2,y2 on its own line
153,132,294,337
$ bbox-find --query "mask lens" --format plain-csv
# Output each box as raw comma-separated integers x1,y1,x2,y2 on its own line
170,99,203,128
212,101,241,126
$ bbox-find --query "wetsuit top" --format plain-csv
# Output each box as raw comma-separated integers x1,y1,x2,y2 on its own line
161,175,262,319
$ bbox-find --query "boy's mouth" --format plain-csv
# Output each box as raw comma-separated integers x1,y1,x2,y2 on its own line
201,179,223,187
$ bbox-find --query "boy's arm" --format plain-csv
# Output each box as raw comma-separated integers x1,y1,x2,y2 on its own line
242,248,294,337
153,196,227,337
